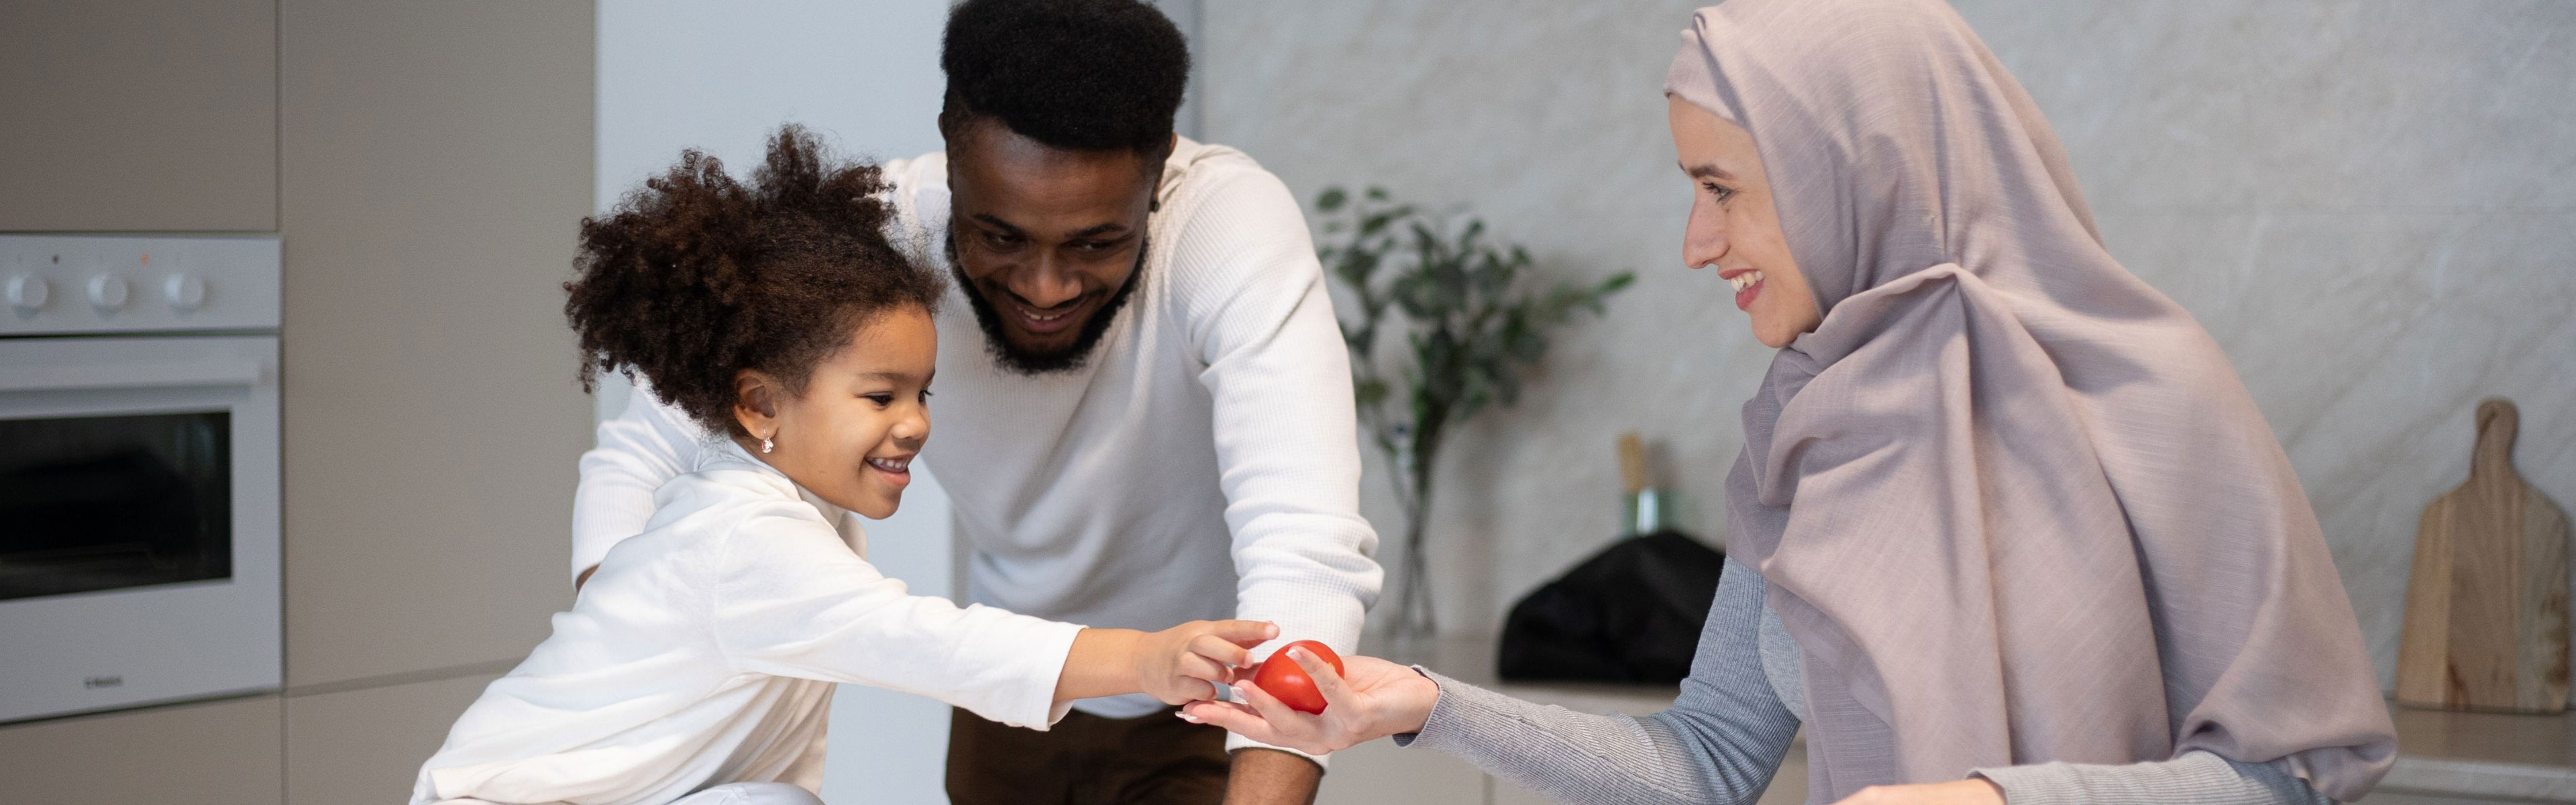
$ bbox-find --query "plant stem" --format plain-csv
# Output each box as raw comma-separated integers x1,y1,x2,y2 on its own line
1394,413,1445,640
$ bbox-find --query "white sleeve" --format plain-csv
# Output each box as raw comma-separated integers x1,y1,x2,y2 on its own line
708,501,1085,730
571,384,708,582
1167,168,1386,756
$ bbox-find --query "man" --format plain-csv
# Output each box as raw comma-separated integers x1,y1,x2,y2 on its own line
570,1,1381,803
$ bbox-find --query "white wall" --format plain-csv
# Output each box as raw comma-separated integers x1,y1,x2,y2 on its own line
595,2,955,801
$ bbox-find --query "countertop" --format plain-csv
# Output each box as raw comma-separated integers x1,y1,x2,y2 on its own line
1369,635,2576,803
2381,704,2576,802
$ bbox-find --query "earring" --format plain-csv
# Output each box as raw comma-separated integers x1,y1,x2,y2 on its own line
761,434,775,453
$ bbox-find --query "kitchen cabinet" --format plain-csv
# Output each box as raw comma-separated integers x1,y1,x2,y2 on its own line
0,0,278,231
276,0,592,688
0,694,283,805
284,671,503,805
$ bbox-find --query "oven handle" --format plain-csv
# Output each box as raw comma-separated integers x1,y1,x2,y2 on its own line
0,359,266,393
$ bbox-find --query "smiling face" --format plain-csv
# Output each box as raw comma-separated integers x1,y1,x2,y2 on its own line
943,117,1165,374
1668,96,1821,349
730,305,937,519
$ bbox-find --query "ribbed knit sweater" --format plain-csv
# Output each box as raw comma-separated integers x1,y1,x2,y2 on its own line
1397,560,2339,804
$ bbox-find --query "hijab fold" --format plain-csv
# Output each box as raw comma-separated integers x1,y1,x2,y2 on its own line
1668,1,2397,800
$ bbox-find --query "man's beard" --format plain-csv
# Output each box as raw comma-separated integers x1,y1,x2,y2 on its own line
947,232,1146,376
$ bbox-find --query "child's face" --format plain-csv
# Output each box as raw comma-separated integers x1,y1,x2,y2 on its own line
737,306,938,519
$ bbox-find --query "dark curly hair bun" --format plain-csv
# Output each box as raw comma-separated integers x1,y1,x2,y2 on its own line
565,125,944,437
942,0,1189,154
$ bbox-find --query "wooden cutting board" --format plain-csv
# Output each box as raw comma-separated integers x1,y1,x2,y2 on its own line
2397,398,2571,712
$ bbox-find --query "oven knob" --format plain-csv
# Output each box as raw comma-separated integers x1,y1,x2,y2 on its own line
89,273,130,311
6,274,48,313
165,273,207,312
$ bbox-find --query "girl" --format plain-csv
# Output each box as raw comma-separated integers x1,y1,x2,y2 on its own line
411,127,1271,805
1184,1,2399,804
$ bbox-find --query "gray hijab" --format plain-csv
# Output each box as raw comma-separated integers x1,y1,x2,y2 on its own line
1669,0,2398,800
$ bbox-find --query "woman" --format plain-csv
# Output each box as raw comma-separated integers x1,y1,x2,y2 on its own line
1181,1,2399,803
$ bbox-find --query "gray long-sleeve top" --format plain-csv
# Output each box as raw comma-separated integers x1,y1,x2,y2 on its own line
1394,560,2338,804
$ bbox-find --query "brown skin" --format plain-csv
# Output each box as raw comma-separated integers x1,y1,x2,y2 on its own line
1183,101,2002,805
728,307,936,521
724,307,1279,708
938,115,1328,802
940,114,1165,358
572,117,1328,798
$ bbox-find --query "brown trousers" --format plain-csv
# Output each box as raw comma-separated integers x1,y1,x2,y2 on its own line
945,705,1231,805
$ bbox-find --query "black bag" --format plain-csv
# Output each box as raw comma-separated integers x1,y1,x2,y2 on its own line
1497,530,1725,683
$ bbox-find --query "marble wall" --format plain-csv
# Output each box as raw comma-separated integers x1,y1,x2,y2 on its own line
1196,0,2576,688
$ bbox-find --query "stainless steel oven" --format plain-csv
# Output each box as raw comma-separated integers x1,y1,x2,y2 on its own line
1,235,280,723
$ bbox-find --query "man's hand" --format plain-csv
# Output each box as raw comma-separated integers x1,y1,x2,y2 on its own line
1136,620,1277,704
1179,650,1438,755
1831,780,2006,805
1223,747,1322,805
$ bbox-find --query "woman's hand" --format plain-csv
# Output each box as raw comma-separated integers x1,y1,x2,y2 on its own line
1831,780,2005,805
1177,649,1440,754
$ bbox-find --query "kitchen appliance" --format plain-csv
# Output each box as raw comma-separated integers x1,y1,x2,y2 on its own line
1,235,280,723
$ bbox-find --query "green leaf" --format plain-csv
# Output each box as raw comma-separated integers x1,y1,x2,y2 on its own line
1407,221,1439,253
1345,251,1381,285
1355,378,1389,408
1391,273,1435,319
1313,188,1630,495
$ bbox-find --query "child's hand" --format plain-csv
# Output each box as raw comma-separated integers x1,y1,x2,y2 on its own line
1177,650,1438,754
1135,620,1278,704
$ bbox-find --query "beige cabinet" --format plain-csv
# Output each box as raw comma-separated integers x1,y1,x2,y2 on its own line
275,0,592,689
285,672,502,805
0,0,278,231
0,695,284,805
1,1,591,802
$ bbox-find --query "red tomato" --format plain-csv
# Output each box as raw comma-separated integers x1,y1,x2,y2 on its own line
1250,639,1346,714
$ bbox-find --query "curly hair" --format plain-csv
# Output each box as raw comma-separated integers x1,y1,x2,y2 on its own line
941,0,1189,154
565,125,945,437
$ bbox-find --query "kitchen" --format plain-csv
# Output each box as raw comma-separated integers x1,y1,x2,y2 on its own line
3,1,2573,804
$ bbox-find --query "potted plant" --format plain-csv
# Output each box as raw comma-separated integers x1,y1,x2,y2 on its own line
1314,186,1633,640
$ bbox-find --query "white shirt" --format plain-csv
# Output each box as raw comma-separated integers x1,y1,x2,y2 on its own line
415,441,1081,805
573,140,1383,747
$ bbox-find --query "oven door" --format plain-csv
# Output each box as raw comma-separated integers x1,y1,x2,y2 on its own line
0,335,280,722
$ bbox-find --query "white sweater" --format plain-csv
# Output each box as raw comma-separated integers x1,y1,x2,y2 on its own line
574,140,1383,740
414,441,1081,805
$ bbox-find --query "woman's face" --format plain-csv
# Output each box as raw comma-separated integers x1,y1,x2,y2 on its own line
1667,96,1821,348
732,305,937,519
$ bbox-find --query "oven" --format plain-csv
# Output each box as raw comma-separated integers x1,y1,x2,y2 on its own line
1,235,280,723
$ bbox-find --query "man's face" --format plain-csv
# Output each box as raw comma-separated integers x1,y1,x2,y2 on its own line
945,118,1163,373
